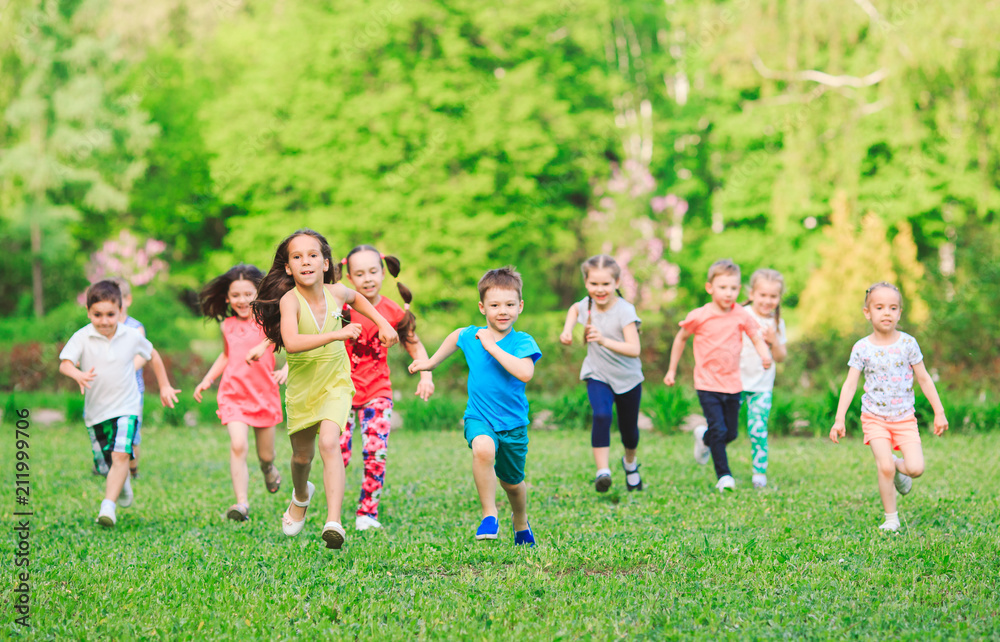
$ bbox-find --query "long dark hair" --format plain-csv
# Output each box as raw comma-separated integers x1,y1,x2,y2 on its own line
199,264,265,322
344,244,417,345
252,229,340,350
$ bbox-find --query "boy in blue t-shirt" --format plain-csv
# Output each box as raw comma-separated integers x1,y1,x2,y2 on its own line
409,267,541,545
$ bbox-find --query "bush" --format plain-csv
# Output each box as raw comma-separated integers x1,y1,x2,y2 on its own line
393,395,465,432
643,384,698,432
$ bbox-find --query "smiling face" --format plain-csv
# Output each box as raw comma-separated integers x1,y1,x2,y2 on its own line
226,278,258,319
749,279,782,317
584,267,619,310
478,287,523,335
706,273,741,311
346,250,384,303
87,300,121,339
285,235,329,287
863,287,902,334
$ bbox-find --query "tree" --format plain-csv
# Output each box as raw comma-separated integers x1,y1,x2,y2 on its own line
0,0,157,316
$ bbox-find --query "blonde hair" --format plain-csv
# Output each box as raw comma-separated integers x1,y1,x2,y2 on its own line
746,268,785,325
864,281,901,307
707,259,740,283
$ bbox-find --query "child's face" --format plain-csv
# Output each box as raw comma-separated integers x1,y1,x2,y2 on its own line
285,235,328,287
863,288,902,333
345,250,384,302
226,278,258,319
88,300,121,339
749,279,782,317
120,293,132,318
584,268,618,309
479,288,523,335
706,273,741,310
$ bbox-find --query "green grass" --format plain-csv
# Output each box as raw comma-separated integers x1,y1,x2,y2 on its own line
2,420,999,640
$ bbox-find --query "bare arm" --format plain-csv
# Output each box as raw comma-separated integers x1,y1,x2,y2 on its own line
762,325,787,363
829,367,861,443
559,305,579,345
341,285,398,347
60,359,95,394
663,327,692,386
912,361,948,435
587,321,641,358
148,348,180,408
750,333,773,370
280,291,361,353
194,351,228,402
403,332,435,400
408,329,461,373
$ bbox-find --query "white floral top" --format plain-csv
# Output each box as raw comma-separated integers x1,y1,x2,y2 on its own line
848,332,923,420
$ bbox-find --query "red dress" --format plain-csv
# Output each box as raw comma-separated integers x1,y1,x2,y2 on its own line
217,316,283,427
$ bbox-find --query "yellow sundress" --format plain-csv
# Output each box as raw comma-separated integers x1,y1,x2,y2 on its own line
284,286,355,434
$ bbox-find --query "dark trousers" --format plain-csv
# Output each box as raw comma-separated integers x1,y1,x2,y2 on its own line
587,379,643,449
697,390,741,478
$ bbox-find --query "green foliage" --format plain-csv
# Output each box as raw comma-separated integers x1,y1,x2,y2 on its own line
643,384,699,432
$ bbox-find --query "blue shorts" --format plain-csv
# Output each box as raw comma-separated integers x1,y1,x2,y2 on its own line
464,419,528,485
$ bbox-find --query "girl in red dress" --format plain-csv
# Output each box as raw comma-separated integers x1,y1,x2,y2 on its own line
340,246,435,530
194,264,287,521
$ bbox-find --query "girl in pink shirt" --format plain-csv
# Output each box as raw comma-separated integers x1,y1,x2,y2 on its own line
194,264,288,521
340,245,435,531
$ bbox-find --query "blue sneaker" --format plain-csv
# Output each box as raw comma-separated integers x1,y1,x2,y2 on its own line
513,521,535,547
475,516,499,540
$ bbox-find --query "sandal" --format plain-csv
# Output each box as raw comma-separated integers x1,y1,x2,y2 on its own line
227,503,250,522
281,481,315,536
264,464,282,494
321,521,346,550
622,456,643,492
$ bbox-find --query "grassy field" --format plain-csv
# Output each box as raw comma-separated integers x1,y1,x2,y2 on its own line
2,419,999,640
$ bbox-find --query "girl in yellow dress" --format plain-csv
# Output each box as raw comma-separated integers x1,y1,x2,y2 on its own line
252,229,398,549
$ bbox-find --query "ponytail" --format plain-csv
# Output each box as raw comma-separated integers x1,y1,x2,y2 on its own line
344,246,418,345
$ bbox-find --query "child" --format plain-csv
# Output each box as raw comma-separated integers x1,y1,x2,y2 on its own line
664,259,772,492
59,280,155,527
559,254,644,493
409,267,541,546
193,264,288,522
829,282,948,532
106,277,181,479
251,229,398,550
738,269,788,489
340,245,435,531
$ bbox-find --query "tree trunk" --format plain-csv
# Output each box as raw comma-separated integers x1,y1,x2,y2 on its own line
31,217,44,317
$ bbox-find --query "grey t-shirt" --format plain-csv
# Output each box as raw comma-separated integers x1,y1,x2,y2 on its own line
576,296,644,394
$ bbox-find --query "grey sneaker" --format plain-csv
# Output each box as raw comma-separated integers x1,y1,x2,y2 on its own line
595,472,612,493
118,476,134,508
892,455,912,495
693,425,710,465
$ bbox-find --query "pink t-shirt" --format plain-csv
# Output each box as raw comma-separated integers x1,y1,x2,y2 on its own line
217,316,283,427
679,303,759,394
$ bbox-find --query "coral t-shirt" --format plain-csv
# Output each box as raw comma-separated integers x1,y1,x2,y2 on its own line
679,303,759,394
346,297,406,407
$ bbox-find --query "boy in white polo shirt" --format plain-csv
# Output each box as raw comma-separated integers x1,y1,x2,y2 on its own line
59,280,154,527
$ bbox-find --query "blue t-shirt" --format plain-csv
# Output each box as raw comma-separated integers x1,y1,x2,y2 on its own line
457,326,542,432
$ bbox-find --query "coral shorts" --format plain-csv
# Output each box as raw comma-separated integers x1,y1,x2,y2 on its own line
861,412,920,450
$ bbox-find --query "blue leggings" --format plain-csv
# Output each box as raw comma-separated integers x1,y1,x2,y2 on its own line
587,380,642,449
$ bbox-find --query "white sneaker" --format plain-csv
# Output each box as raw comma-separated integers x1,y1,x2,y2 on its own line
715,475,736,492
693,425,710,465
892,456,912,495
118,476,134,508
879,519,900,532
355,515,382,531
752,473,767,489
97,501,116,527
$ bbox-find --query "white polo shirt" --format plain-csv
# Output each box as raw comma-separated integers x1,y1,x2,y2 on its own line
59,323,153,426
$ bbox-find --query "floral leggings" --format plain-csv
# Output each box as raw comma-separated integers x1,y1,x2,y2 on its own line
741,391,772,475
340,397,392,519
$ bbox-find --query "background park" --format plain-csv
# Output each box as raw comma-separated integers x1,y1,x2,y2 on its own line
2,0,999,639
